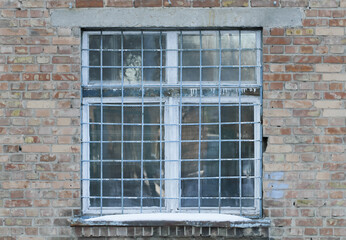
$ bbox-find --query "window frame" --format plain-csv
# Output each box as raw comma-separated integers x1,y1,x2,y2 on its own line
81,30,263,217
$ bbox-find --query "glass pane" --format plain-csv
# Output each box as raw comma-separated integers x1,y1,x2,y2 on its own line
103,125,121,141
144,125,160,141
182,106,199,123
103,52,121,66
221,179,239,197
89,51,100,66
241,124,254,139
182,51,199,66
221,32,239,49
89,68,100,82
143,162,161,179
103,106,121,123
202,68,219,81
241,142,254,158
182,179,198,196
201,179,218,197
201,125,218,140
103,180,121,196
103,143,121,160
90,143,100,160
221,67,239,81
182,142,198,159
222,50,239,66
221,160,239,176
123,125,141,141
182,68,199,82
144,106,160,124
202,51,218,66
241,67,256,82
124,143,141,160
202,34,218,49
103,35,120,49
124,107,141,123
144,34,166,50
221,142,239,159
221,124,238,139
90,180,100,196
123,162,141,178
222,106,239,123
241,50,256,65
242,178,254,197
143,180,161,197
103,68,121,81
182,125,198,140
124,34,141,49
200,161,218,177
103,162,121,178
181,35,200,49
143,143,161,160
201,141,219,159
242,160,254,176
241,106,254,122
144,69,161,82
201,106,218,123
181,161,198,178
123,181,141,196
89,35,101,49
90,124,101,141
90,162,100,178
241,32,256,49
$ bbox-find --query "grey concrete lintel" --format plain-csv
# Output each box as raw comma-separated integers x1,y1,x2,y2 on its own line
51,8,302,28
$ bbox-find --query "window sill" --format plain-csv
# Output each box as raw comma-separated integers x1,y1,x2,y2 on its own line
71,214,270,239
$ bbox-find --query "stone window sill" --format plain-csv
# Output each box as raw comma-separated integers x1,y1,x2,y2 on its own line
71,214,270,238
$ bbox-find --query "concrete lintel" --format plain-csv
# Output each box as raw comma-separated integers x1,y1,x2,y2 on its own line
51,8,302,28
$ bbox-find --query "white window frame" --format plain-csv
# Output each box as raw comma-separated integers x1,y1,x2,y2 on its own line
81,30,262,216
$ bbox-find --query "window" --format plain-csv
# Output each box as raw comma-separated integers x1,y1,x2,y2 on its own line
81,30,262,216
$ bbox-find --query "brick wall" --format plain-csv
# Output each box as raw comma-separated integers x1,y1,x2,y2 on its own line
0,0,345,239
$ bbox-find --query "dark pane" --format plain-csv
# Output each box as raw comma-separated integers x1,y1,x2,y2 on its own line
102,35,121,49
221,124,238,139
181,180,198,197
200,161,218,177
144,126,160,141
241,142,254,158
144,69,161,82
124,34,141,49
243,199,254,207
124,198,140,207
221,160,239,176
221,67,239,81
103,143,121,160
123,181,141,196
103,162,121,179
143,198,160,207
143,143,161,160
123,162,141,179
242,160,254,177
182,199,198,207
90,143,100,160
143,180,161,198
201,198,218,207
221,179,239,197
182,106,199,123
103,198,121,207
241,124,254,139
241,106,254,122
103,68,121,81
124,107,141,123
124,143,141,160
89,35,101,49
221,199,239,207
221,106,239,123
182,51,199,66
89,51,100,66
90,124,101,141
144,106,160,123
181,35,200,49
201,125,218,140
90,162,100,178
201,179,218,197
221,142,239,159
144,34,166,50
90,180,100,196
182,68,200,82
123,125,141,141
103,52,121,66
242,178,254,197
181,161,198,178
201,106,218,123
103,180,121,196
103,106,121,123
103,125,121,141
182,125,199,140
201,141,219,159
181,142,198,159
89,68,100,82
143,162,161,179
202,68,219,82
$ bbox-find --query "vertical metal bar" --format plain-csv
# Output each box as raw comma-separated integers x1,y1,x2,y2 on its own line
140,31,144,213
178,31,183,212
218,31,222,213
121,31,124,213
100,31,104,216
198,31,202,212
159,31,163,212
258,30,263,218
238,30,242,215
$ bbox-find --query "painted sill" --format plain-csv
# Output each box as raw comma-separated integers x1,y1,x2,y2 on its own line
71,213,270,228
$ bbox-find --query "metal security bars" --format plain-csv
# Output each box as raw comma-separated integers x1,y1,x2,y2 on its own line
81,30,262,217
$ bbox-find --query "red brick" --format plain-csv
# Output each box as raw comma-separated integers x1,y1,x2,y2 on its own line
329,19,346,26
263,74,291,81
23,73,50,81
192,0,219,7
106,0,134,7
5,200,32,208
300,46,313,54
264,37,291,45
76,0,103,7
264,55,291,63
270,28,284,36
293,37,321,45
0,74,20,81
221,0,248,7
324,56,344,63
285,65,314,72
293,56,321,63
134,0,162,7
251,0,278,7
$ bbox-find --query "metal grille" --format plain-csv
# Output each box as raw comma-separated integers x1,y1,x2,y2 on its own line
81,30,262,217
